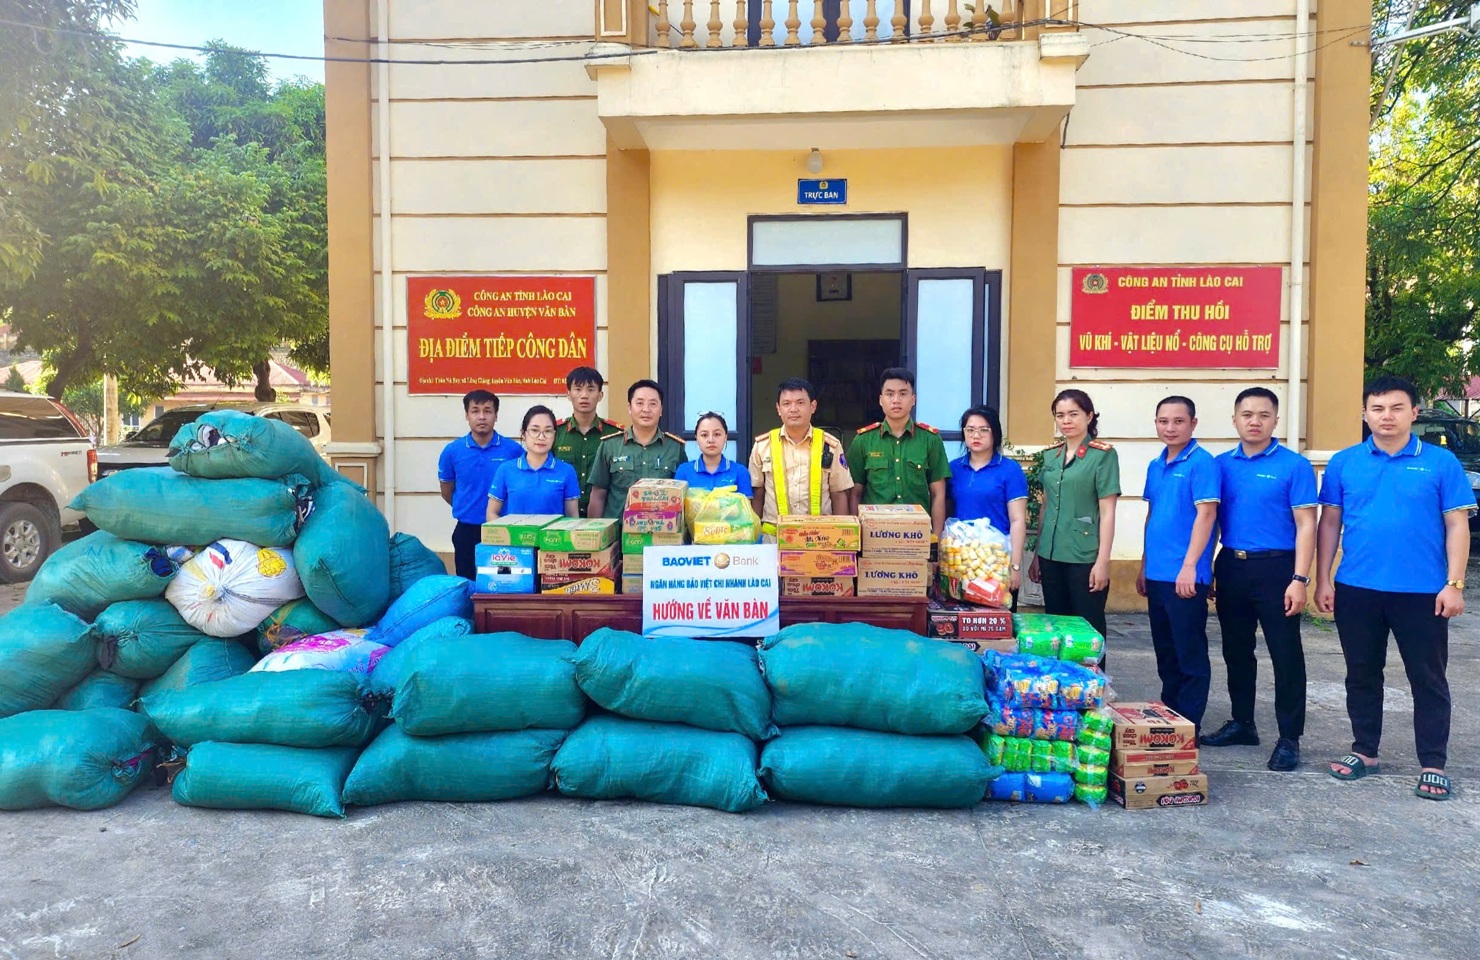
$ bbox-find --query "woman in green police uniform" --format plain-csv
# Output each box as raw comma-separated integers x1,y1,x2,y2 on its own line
1028,388,1120,638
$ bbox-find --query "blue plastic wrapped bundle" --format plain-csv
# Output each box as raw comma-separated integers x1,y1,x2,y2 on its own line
366,575,473,648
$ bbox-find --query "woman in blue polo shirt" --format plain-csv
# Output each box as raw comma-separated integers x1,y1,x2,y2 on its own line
487,406,581,518
674,412,753,495
949,405,1028,595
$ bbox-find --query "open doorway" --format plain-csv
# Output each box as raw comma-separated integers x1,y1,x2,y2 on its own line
748,271,903,449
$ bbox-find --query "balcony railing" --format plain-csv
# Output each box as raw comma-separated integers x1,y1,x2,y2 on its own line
630,0,1078,49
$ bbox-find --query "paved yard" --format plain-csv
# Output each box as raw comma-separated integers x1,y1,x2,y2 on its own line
2,579,1478,959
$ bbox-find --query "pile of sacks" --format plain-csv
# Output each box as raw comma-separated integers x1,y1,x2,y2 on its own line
0,410,454,812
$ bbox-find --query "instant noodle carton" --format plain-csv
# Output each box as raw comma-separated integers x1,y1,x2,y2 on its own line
778,550,858,578
620,573,644,595
536,543,620,578
857,504,932,558
623,551,644,575
621,531,685,555
623,478,687,513
538,518,619,552
539,575,618,595
481,514,561,548
781,576,856,598
622,509,684,535
856,558,930,597
1108,772,1209,810
926,597,1014,642
1104,701,1198,752
776,515,861,552
474,544,536,594
1111,748,1202,779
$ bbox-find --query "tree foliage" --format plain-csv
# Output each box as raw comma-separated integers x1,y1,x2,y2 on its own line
1365,1,1480,399
3,366,25,393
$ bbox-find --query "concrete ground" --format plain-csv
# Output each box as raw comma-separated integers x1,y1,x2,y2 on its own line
2,577,1478,960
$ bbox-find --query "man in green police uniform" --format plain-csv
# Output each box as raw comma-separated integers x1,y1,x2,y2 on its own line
586,379,688,520
554,366,623,516
847,367,952,536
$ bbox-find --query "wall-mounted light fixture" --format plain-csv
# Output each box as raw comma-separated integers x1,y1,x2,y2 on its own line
806,148,824,175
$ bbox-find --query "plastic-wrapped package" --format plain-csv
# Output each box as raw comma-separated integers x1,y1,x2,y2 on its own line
1032,709,1081,742
249,630,390,676
1074,783,1108,805
939,518,1012,594
686,487,760,545
1024,772,1075,804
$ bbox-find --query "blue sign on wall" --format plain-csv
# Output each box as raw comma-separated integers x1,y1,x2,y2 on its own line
797,179,848,205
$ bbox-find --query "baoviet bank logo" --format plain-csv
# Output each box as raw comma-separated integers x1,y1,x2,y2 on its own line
423,288,462,320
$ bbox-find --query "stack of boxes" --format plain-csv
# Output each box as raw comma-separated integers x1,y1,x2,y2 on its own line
1103,701,1208,810
620,479,688,596
855,504,932,597
535,518,621,594
776,515,861,597
476,515,562,594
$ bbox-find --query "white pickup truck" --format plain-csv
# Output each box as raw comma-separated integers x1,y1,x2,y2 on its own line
0,391,96,582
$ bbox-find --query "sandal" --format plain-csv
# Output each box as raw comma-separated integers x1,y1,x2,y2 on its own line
1329,754,1380,781
1414,771,1452,801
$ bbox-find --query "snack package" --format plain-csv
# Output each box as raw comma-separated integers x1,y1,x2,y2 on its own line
939,518,1012,606
984,735,1007,765
1051,740,1076,774
1054,663,1108,711
1029,739,1052,773
985,699,1035,739
1077,728,1113,751
1016,631,1060,658
1024,772,1075,804
1074,763,1108,787
1081,708,1114,736
1056,616,1106,666
1074,782,1108,806
989,772,1028,802
1002,737,1032,773
1075,744,1110,768
686,487,760,545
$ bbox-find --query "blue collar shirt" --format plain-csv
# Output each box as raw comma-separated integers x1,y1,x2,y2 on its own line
1318,435,1475,593
1144,439,1221,584
675,456,754,497
437,432,521,525
489,454,581,517
948,452,1029,534
1216,440,1318,552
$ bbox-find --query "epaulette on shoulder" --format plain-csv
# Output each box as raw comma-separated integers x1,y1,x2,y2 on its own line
1088,439,1114,450
1047,439,1067,449
555,416,570,426
600,428,624,440
856,422,881,434
754,433,770,443
916,422,940,435
602,418,623,429
822,430,844,447
664,431,687,444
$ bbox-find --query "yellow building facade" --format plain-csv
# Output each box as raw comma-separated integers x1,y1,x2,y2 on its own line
323,0,1370,604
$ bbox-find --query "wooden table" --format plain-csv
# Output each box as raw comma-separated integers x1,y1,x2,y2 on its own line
473,594,927,643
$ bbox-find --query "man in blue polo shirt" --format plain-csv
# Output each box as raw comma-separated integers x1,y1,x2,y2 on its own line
438,389,520,580
1201,387,1318,771
1317,375,1472,802
1136,396,1220,729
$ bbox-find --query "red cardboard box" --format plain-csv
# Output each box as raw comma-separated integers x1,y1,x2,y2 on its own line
536,543,620,578
781,577,856,597
1108,772,1210,810
1110,748,1202,779
1104,701,1198,752
926,597,1014,640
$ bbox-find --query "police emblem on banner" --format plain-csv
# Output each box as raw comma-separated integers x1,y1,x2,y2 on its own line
1080,273,1109,295
423,288,462,319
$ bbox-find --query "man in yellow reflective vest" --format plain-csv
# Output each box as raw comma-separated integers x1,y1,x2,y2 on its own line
748,378,855,540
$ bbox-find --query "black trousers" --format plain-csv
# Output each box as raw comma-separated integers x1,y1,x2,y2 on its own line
452,521,482,581
1146,579,1211,729
1334,583,1451,770
1038,557,1108,639
1213,550,1307,739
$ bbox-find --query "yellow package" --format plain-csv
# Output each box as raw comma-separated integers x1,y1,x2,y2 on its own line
687,487,760,544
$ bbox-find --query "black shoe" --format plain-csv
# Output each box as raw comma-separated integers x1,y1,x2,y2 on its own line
1200,719,1261,747
1267,738,1300,772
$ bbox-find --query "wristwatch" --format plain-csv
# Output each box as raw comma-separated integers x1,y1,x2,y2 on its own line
1011,564,1021,572
1291,574,1310,585
1447,580,1465,590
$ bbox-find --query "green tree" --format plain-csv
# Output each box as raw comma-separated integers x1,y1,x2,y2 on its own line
59,378,142,437
3,366,25,392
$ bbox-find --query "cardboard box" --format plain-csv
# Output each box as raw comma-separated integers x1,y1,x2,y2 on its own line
1105,701,1199,753
926,597,1014,640
622,509,684,535
621,531,684,555
474,544,536,594
776,515,862,552
539,575,617,595
857,504,932,558
623,478,687,513
536,543,620,578
537,518,619,552
943,637,1019,656
623,551,644,575
856,557,931,597
1111,748,1202,779
480,514,561,548
1108,772,1210,810
620,573,644,595
778,550,858,578
781,576,856,598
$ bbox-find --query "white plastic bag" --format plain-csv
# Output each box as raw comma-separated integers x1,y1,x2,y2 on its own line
249,629,389,676
166,539,305,638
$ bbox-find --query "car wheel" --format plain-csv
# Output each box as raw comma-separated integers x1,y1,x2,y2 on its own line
0,502,55,584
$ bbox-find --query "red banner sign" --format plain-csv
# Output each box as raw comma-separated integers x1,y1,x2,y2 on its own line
406,276,596,395
1069,267,1283,369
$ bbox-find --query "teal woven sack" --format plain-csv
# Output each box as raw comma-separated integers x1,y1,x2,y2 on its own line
0,603,96,717
343,725,563,806
55,670,141,711
255,598,339,655
366,615,472,699
552,715,766,813
95,599,209,680
25,531,176,620
388,532,447,601
172,742,358,818
390,633,584,736
573,628,774,740
167,409,340,487
0,709,156,810
141,669,377,748
759,726,994,809
138,638,258,699
70,467,309,548
759,623,988,735
293,483,391,628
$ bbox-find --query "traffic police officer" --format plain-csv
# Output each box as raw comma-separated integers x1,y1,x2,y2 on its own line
847,367,951,536
554,366,622,516
1201,387,1317,772
586,379,688,520
749,377,854,539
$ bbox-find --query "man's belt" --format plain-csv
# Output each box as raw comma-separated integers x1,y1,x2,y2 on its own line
1225,549,1294,560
